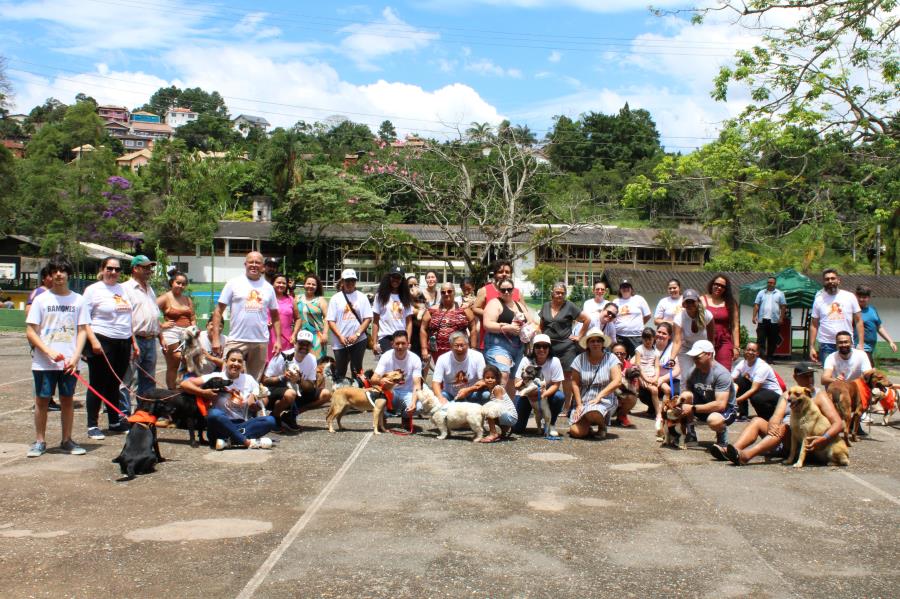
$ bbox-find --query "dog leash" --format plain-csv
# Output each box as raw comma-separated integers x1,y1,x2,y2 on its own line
72,371,128,418
96,344,180,403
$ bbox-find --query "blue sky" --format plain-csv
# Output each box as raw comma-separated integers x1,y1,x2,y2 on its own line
0,0,761,150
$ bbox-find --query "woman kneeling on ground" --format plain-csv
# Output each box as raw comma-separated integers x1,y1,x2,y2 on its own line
568,329,622,439
180,349,276,450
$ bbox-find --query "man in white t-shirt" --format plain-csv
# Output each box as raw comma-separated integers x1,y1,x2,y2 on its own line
809,268,864,366
25,256,90,458
372,330,423,425
327,269,374,381
262,330,331,431
210,251,281,381
821,330,872,386
122,254,162,397
432,330,487,404
613,279,651,356
732,342,783,421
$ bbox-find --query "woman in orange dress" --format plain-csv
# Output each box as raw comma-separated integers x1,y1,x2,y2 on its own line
157,270,196,389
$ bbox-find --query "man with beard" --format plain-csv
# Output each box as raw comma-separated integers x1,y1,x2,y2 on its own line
809,269,864,366
262,330,332,432
821,330,872,387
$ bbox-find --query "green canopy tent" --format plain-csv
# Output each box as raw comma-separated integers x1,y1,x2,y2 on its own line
738,268,821,308
739,268,822,357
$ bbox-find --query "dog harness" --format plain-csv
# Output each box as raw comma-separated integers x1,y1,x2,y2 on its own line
365,388,386,408
880,388,896,413
128,410,158,425
854,378,873,410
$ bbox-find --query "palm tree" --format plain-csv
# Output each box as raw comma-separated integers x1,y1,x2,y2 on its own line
466,121,492,143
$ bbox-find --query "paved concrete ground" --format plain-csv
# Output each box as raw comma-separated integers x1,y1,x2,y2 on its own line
1,331,898,598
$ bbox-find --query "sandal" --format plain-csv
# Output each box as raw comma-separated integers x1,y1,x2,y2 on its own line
725,444,744,466
709,444,728,461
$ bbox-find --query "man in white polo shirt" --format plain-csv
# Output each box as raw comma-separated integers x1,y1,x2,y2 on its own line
122,254,162,398
210,251,281,381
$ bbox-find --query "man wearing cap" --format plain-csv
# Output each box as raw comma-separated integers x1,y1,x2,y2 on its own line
752,276,786,363
809,268,864,365
371,330,423,427
327,268,373,381
675,339,736,450
122,254,162,399
210,251,281,381
262,330,331,431
720,362,843,465
512,333,565,436
612,279,651,356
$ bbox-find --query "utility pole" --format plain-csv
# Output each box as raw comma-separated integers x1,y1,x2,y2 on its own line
875,224,881,276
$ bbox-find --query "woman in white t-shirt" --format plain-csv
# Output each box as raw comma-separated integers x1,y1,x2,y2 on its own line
654,278,683,325
326,270,373,381
82,257,137,439
372,268,413,354
669,288,715,385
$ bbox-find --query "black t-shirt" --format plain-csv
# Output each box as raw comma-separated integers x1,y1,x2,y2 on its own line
540,301,582,342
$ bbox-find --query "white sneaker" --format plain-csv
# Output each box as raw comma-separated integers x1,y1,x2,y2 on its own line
860,412,870,423
248,437,273,449
547,429,560,437
214,438,229,451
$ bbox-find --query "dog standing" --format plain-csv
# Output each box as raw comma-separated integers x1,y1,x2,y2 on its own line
326,370,404,434
417,388,485,442
787,386,849,468
661,393,688,449
828,369,892,444
179,325,209,375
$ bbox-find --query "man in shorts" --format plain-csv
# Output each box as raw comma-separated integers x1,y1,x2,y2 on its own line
676,339,736,452
262,330,331,431
25,256,90,457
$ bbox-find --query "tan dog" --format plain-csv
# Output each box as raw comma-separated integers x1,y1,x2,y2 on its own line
787,386,849,468
325,370,404,434
828,369,892,445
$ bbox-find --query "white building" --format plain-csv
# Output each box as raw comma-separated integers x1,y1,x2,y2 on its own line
165,107,199,128
232,114,271,137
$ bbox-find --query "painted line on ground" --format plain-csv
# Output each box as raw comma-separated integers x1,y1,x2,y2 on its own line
840,471,900,506
0,376,33,389
236,432,372,599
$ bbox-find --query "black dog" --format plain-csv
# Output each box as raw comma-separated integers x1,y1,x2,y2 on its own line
112,395,168,480
161,377,229,448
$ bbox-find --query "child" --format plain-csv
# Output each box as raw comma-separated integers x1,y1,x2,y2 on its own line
479,365,517,443
633,327,662,438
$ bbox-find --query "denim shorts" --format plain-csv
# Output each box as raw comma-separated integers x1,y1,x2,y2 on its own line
33,370,77,399
484,333,524,374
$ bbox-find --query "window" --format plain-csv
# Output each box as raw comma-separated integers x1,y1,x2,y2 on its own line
228,239,253,255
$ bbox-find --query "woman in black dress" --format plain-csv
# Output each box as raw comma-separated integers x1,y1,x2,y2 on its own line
539,281,591,411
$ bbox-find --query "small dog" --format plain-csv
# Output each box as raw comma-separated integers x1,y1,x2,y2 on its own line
326,370,404,434
164,377,230,447
112,396,167,480
516,361,553,435
284,362,302,395
418,388,485,442
514,312,536,344
661,393,688,449
787,386,849,468
180,325,209,375
828,369,892,444
615,366,641,409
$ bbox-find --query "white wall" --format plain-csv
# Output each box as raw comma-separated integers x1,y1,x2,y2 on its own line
179,255,245,283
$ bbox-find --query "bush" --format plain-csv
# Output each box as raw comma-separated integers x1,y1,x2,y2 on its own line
524,264,562,304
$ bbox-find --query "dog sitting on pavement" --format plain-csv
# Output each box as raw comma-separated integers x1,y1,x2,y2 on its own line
112,394,168,480
828,369,892,445
417,387,485,442
326,370,404,434
787,385,849,467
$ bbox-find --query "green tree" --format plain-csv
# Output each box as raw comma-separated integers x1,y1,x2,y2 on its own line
0,144,15,235
377,120,397,143
319,120,375,162
174,113,241,151
140,86,228,117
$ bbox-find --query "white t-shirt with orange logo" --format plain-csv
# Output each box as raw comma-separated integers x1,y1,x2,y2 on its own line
613,295,652,336
327,290,374,349
82,281,133,339
433,349,485,398
219,275,277,343
373,293,413,340
811,289,859,345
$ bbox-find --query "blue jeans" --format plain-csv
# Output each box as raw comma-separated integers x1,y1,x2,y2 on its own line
389,390,419,415
123,336,158,405
817,342,836,366
512,390,565,434
441,389,491,405
206,408,277,446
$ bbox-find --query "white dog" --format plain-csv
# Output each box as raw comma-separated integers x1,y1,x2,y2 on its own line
516,360,556,437
284,362,301,395
417,388,485,442
179,325,209,375
514,312,536,344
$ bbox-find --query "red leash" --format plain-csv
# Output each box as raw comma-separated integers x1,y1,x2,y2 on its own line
72,371,127,417
389,414,415,436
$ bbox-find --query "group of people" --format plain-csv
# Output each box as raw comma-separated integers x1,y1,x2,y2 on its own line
23,251,895,463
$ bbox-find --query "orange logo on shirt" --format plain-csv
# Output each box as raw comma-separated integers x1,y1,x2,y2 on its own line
453,370,469,386
342,303,355,321
619,305,631,316
390,300,403,318
826,302,844,320
112,294,131,312
246,290,263,313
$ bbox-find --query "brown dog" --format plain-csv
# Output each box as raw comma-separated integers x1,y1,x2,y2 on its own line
828,369,892,445
786,386,849,467
325,370,404,434
661,393,688,449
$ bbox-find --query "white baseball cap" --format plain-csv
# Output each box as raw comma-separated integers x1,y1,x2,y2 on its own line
296,330,314,344
686,339,715,357
532,334,552,347
340,268,358,281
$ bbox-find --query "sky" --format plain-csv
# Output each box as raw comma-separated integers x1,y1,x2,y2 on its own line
0,0,763,151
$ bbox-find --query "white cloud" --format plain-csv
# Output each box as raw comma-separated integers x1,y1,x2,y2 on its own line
437,58,457,73
0,0,214,53
232,12,281,40
424,0,692,13
339,7,439,70
548,50,562,63
464,58,522,78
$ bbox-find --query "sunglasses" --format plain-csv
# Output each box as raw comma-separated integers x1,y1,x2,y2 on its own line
534,344,550,350
604,310,617,317
105,267,122,272
441,290,454,295
499,288,514,293
712,282,726,288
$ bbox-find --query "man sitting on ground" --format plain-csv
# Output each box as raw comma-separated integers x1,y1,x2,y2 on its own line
432,331,488,404
720,362,843,465
262,330,332,432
